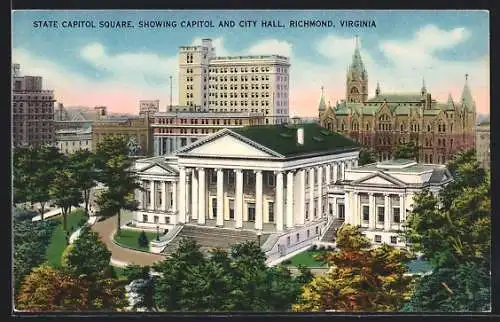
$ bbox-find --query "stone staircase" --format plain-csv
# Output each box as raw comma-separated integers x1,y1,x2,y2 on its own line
162,225,268,256
320,218,345,243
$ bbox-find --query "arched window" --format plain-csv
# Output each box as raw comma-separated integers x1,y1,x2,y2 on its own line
400,123,404,132
341,122,345,131
428,124,431,132
351,87,359,94
366,123,370,131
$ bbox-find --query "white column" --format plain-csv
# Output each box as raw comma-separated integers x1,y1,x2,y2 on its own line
150,180,156,211
198,168,206,224
255,170,263,230
325,164,331,186
178,168,186,223
298,169,306,225
354,159,358,167
308,168,314,221
235,169,244,228
286,171,294,228
216,169,224,227
318,166,323,219
344,191,351,224
333,163,338,183
399,193,405,226
191,170,198,220
353,192,360,226
161,181,167,212
369,193,376,229
341,162,345,181
384,194,391,231
172,181,177,212
275,171,284,232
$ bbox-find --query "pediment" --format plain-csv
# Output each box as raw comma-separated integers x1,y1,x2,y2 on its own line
177,131,279,158
138,163,177,176
353,172,405,187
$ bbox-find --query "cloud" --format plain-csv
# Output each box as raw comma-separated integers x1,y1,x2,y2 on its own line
380,25,471,68
12,25,489,117
79,42,178,87
310,26,488,116
246,39,293,57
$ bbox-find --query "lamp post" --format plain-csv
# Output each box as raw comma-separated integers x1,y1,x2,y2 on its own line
156,225,160,241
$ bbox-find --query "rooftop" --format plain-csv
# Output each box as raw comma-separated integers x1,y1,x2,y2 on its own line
356,160,444,173
232,123,360,158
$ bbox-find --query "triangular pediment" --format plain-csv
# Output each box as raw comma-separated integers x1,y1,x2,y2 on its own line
138,163,177,176
177,130,281,158
353,172,406,187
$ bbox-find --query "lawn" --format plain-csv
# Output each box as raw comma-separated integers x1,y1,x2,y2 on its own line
287,250,329,268
114,229,158,251
45,209,87,267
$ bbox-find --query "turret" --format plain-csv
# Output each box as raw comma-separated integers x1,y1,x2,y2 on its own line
460,73,476,112
421,78,427,96
375,82,381,96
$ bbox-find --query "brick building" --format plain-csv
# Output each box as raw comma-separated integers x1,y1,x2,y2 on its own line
12,64,56,148
318,38,476,164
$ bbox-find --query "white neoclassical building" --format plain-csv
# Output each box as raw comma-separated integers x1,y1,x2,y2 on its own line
130,123,453,261
327,159,453,246
131,123,359,260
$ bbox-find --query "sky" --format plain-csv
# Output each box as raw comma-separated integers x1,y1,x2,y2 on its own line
12,10,489,117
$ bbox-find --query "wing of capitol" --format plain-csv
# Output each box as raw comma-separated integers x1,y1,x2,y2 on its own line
131,123,452,264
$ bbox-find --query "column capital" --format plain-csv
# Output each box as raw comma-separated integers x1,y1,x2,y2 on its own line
196,167,205,172
233,168,243,173
368,192,374,196
178,166,186,171
273,170,284,175
253,170,263,174
383,193,390,197
214,168,223,173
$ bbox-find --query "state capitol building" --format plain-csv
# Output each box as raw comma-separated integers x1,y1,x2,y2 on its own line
319,38,477,164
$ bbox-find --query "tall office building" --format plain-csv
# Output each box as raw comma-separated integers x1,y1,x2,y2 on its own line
178,39,290,125
12,64,56,148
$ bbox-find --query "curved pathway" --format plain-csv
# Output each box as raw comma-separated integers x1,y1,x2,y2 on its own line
91,215,165,267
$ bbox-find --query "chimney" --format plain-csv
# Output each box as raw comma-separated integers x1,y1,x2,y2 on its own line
297,128,304,145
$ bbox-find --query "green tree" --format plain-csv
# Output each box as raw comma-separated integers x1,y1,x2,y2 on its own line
293,225,414,312
35,146,66,220
358,148,377,166
404,151,490,270
137,231,149,248
393,141,418,160
403,150,491,311
151,238,306,312
49,164,84,232
65,226,112,278
69,149,98,217
95,136,140,235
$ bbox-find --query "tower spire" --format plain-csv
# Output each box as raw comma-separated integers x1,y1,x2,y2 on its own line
460,73,475,111
318,86,327,112
376,82,381,96
421,77,427,95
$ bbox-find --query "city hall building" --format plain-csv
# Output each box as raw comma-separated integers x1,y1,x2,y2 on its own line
130,124,452,262
319,37,476,164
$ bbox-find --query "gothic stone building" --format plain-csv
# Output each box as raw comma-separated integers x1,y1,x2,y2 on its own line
318,38,476,164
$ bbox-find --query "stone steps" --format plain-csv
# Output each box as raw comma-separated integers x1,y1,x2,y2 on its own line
162,225,260,256
321,219,344,243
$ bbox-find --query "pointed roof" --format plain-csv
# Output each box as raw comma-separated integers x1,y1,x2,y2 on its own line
421,78,427,94
349,35,366,73
318,86,327,111
446,93,455,110
375,82,381,96
460,74,476,110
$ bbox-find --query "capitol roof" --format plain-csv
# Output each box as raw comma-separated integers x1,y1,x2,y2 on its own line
232,123,360,158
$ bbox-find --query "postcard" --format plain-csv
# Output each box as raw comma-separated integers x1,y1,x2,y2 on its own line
12,9,490,313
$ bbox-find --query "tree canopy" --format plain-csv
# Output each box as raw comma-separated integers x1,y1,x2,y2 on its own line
293,225,414,312
393,141,418,161
150,238,309,312
403,149,491,312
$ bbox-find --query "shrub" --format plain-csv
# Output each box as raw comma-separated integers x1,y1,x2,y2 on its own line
318,245,325,251
311,245,317,251
138,231,149,248
282,259,292,265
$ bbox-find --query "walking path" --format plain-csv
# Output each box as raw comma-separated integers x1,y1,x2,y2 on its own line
91,215,165,267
